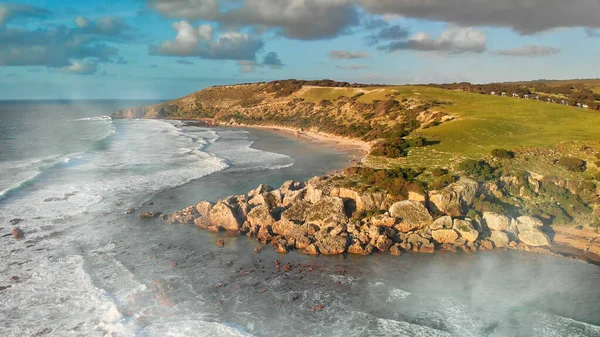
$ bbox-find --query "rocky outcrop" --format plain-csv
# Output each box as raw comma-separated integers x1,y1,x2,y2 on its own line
160,177,557,257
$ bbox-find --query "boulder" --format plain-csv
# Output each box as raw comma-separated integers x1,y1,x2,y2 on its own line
193,201,214,227
489,231,509,248
282,188,306,207
249,192,278,210
407,233,431,249
453,219,479,242
483,212,511,231
271,238,289,253
305,197,348,228
334,188,386,213
408,191,426,203
315,235,347,255
305,184,327,204
12,227,24,240
140,212,162,220
431,229,459,244
419,243,435,253
348,240,374,255
479,240,494,250
248,184,273,198
389,244,402,256
280,180,305,195
428,178,479,216
209,201,243,231
515,216,550,247
373,235,393,252
281,200,311,224
247,205,276,229
389,201,433,232
304,244,319,255
370,214,397,227
430,216,453,230
169,205,199,224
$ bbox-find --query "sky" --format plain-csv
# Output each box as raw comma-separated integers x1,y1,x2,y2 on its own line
0,0,599,99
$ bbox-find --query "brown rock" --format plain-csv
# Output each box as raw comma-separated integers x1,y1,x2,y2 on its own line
479,240,494,250
304,244,319,255
315,235,347,255
430,216,453,230
247,205,276,228
389,201,433,232
140,212,162,220
419,243,435,253
515,216,550,247
169,205,200,224
428,178,479,216
305,197,348,228
370,214,398,227
483,212,511,231
271,238,289,253
281,200,311,224
248,184,273,198
126,208,135,214
282,188,307,207
431,229,459,244
209,201,243,231
453,219,479,242
489,231,510,248
389,244,402,256
216,239,225,247
12,227,24,240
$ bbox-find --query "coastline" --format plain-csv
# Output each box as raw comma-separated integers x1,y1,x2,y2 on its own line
163,117,600,266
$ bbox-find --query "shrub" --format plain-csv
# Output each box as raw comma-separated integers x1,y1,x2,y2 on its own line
430,174,457,190
596,153,600,159
406,136,428,148
459,159,498,181
491,149,515,159
342,166,425,198
557,156,586,172
370,138,410,158
595,161,600,167
594,173,600,181
431,168,448,177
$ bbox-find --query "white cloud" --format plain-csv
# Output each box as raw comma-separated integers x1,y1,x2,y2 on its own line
329,50,370,59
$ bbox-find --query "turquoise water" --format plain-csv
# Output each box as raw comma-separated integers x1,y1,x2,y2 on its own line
0,101,599,337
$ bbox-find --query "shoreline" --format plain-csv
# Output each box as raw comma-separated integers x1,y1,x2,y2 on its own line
173,117,372,161
161,118,600,266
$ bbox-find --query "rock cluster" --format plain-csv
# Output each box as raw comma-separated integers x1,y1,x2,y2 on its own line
163,177,552,255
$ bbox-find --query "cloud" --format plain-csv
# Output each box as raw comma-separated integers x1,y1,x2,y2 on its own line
492,44,559,57
329,50,370,59
176,59,194,65
0,3,51,26
336,64,369,70
61,61,98,75
378,27,487,54
0,10,133,75
148,0,360,40
262,52,283,68
150,20,263,60
73,16,136,41
367,25,409,45
358,0,600,35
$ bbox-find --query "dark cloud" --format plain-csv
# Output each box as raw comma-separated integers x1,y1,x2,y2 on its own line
0,9,134,75
0,3,51,26
329,50,370,59
367,25,409,45
262,52,283,68
74,16,136,41
149,21,264,60
176,59,195,65
492,45,559,57
378,27,487,54
359,0,600,35
362,17,388,30
148,0,360,40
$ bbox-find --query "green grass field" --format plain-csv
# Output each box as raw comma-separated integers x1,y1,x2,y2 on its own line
300,85,600,175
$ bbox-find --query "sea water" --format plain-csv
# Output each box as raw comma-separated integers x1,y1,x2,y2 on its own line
0,100,599,337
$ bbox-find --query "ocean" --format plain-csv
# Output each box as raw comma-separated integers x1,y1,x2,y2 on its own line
1,100,599,337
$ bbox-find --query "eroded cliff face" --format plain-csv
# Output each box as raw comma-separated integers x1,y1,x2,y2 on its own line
111,80,453,142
